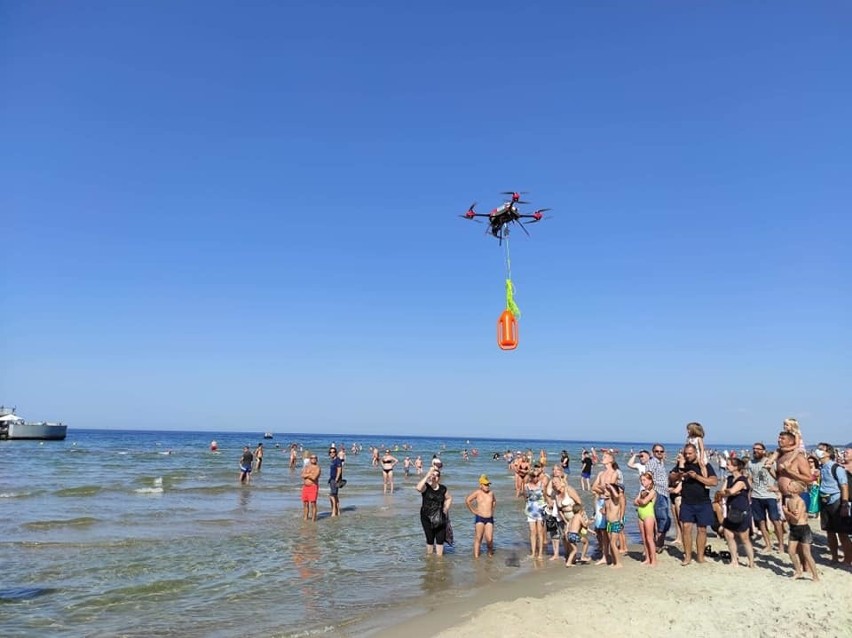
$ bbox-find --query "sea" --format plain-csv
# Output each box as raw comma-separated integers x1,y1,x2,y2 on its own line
0,430,737,637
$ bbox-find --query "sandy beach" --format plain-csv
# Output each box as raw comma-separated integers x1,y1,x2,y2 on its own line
373,520,851,638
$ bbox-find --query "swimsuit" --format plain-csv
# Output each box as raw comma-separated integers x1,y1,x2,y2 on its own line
566,532,582,543
606,520,624,534
525,484,545,522
474,515,494,525
637,498,655,521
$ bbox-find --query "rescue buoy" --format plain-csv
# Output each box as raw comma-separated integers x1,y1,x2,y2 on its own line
497,309,518,350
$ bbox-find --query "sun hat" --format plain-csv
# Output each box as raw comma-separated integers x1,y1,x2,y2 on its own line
479,474,491,485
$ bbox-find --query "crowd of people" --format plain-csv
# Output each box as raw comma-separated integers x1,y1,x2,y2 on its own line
233,420,851,580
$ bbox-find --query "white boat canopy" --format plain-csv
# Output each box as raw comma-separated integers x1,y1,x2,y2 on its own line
0,414,24,422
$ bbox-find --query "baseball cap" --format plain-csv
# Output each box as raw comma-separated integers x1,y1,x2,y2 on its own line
479,474,491,486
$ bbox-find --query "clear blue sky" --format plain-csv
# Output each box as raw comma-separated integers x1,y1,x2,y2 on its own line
2,2,850,443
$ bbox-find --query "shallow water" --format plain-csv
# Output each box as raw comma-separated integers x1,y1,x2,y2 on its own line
0,430,712,637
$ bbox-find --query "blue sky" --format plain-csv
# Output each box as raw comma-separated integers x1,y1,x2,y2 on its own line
2,2,850,444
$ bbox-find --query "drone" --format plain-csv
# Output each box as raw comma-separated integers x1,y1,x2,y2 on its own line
459,192,551,244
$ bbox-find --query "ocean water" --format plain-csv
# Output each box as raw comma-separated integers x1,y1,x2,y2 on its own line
0,430,716,637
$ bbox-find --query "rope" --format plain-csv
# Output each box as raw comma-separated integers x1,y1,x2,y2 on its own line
503,232,521,318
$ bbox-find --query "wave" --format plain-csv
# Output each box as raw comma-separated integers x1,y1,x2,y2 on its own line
23,517,100,530
56,485,104,497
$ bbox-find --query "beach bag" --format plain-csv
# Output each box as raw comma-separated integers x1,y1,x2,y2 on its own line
428,509,444,529
544,513,559,533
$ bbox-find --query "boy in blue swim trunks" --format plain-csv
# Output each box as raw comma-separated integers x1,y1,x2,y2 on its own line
604,483,624,568
465,474,497,558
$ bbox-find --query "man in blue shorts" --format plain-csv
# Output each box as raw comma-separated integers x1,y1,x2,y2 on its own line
747,442,785,553
328,447,343,517
670,443,717,566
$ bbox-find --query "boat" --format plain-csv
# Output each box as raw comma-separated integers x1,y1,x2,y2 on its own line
0,406,68,441
263,432,274,439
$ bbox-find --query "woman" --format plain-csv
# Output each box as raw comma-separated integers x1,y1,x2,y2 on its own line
720,457,755,568
416,466,452,556
381,451,399,494
524,463,549,559
551,475,583,559
806,455,821,518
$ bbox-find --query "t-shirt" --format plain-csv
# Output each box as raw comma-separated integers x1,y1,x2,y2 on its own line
240,451,253,468
747,460,778,500
672,461,716,504
581,458,593,474
329,457,343,483
819,461,848,505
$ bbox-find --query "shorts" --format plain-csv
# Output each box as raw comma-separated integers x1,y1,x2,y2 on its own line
679,502,715,528
789,523,813,544
301,483,318,503
581,472,591,480
820,500,852,534
328,479,340,496
606,521,624,534
240,465,251,473
474,515,494,526
566,532,582,544
751,498,781,523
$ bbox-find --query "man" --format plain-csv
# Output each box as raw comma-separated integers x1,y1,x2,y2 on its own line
591,451,620,563
238,446,253,485
254,442,264,472
774,431,812,499
747,442,785,553
301,453,321,521
628,450,650,474
670,443,717,565
815,442,852,564
465,474,496,558
579,451,593,492
646,444,671,549
328,447,343,517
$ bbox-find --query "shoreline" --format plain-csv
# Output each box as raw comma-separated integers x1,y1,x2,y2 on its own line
364,522,851,638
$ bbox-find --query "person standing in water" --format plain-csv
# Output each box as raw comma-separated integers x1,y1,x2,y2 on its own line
465,474,496,558
239,446,253,485
381,450,399,494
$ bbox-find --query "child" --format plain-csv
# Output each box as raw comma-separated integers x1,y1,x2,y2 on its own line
783,418,807,455
604,483,623,568
564,504,589,567
465,474,496,558
782,481,819,582
634,472,657,565
686,422,707,464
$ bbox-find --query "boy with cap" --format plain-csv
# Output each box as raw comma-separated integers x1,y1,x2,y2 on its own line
465,474,497,557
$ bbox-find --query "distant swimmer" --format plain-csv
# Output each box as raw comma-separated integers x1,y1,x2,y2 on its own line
210,440,218,453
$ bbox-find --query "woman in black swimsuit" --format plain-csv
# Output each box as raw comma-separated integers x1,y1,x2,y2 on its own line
381,451,399,494
415,467,453,555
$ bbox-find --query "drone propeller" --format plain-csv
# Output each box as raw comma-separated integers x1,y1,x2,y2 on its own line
459,202,483,222
500,191,529,195
523,208,551,224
